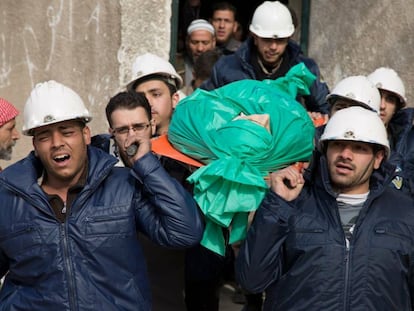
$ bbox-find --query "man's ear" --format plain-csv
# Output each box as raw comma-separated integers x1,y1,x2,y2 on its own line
32,137,38,157
150,119,156,136
171,92,180,108
373,149,385,169
83,126,91,145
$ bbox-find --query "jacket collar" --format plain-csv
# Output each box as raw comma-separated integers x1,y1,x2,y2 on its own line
310,152,396,199
0,146,118,196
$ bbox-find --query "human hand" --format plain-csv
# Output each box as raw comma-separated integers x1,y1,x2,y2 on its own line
269,162,308,201
308,112,329,127
124,135,151,166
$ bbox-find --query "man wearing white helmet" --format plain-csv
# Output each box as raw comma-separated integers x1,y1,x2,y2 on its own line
368,67,414,195
236,106,414,310
368,67,407,126
127,52,184,135
0,80,203,310
312,75,381,144
327,75,381,114
200,1,330,117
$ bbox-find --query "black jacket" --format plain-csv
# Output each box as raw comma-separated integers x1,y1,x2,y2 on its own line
236,156,414,310
201,37,330,114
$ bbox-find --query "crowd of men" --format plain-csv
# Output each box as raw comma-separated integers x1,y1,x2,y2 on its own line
0,1,413,311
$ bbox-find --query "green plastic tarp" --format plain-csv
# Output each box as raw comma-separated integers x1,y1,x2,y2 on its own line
168,63,316,255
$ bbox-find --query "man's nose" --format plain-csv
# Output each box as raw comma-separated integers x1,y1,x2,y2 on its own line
12,128,20,140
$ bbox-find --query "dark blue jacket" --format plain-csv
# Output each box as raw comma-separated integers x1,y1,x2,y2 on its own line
236,156,414,311
201,37,330,114
387,107,414,195
0,146,203,310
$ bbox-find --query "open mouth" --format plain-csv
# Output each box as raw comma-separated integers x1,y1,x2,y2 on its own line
54,154,70,163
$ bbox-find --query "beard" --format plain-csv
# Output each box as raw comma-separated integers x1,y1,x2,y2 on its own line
0,142,15,160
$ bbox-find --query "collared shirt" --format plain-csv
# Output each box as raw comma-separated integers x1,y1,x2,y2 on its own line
45,163,88,223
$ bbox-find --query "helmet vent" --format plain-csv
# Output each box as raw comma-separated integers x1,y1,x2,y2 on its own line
343,130,355,139
345,92,355,99
43,115,56,123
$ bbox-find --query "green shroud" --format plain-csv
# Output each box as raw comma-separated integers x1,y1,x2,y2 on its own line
168,63,316,255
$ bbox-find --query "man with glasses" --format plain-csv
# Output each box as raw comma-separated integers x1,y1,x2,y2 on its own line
101,91,156,167
91,55,196,309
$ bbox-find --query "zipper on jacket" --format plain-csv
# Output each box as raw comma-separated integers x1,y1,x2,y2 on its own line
343,238,351,311
332,201,352,311
61,223,77,310
339,198,371,311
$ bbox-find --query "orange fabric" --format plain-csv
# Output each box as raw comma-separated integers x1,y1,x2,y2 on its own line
151,134,204,167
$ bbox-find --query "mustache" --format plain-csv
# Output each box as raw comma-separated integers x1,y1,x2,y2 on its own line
334,157,355,170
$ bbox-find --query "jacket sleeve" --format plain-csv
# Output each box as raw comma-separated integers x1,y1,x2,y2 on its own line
235,190,294,293
200,63,220,91
131,152,204,248
300,58,330,114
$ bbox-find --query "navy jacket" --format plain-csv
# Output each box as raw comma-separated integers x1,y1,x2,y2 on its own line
201,37,330,114
0,146,203,310
236,156,414,310
387,107,414,195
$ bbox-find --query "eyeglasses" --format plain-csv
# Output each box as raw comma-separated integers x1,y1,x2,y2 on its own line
112,123,150,135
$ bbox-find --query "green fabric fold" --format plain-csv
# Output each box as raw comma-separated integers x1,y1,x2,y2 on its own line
169,63,317,255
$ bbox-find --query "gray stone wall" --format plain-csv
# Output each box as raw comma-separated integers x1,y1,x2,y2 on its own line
309,0,414,103
0,0,171,167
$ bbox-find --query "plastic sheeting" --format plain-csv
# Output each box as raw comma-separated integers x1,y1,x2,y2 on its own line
168,63,316,255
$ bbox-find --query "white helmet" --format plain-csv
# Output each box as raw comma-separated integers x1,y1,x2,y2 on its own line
23,80,91,136
367,67,406,108
320,106,390,158
326,75,381,113
249,1,294,38
127,52,183,91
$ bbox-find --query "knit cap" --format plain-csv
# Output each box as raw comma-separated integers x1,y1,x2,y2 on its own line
0,98,19,127
187,19,215,35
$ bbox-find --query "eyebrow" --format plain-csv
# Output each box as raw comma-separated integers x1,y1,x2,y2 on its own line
34,124,79,136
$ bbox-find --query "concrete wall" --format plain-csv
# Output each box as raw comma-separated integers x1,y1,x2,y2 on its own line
309,0,414,102
0,0,171,168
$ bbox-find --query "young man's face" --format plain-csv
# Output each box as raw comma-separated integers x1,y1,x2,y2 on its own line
109,106,154,166
32,120,90,187
379,89,399,127
135,80,178,136
211,9,237,45
326,140,384,194
254,36,289,66
0,118,20,160
187,30,216,62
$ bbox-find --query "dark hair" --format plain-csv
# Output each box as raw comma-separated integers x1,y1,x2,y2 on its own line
193,49,222,81
128,74,178,95
105,91,151,127
211,2,237,20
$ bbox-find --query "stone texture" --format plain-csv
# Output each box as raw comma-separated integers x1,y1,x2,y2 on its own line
0,0,171,166
309,0,414,102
